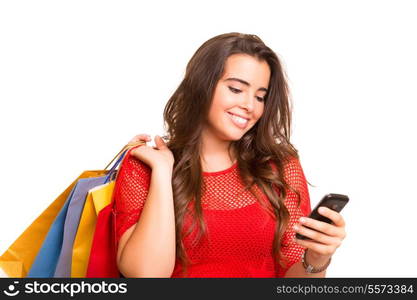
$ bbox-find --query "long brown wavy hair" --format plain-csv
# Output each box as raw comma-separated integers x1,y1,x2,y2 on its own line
161,32,307,276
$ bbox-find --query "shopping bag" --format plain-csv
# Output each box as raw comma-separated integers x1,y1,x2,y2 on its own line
27,175,109,278
86,143,143,278
85,201,120,278
0,170,107,278
29,142,141,278
54,175,112,277
0,141,143,278
70,180,115,277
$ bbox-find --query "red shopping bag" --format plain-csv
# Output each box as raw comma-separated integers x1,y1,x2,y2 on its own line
85,201,121,278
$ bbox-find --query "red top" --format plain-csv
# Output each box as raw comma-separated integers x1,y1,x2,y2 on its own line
113,146,311,277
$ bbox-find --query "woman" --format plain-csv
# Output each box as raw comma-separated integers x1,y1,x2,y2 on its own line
114,32,346,278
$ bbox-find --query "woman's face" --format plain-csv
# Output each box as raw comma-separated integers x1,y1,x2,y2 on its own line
203,53,271,143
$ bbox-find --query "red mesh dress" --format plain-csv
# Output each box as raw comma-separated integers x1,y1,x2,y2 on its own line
113,146,311,278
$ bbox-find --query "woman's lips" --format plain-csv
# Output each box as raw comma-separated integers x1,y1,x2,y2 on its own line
227,112,249,129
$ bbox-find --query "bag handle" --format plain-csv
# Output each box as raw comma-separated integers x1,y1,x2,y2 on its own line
104,141,145,170
103,141,145,183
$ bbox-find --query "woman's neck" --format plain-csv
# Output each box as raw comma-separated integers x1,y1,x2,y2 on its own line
200,130,236,172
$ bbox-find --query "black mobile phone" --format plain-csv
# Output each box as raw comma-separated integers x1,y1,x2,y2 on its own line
295,193,349,240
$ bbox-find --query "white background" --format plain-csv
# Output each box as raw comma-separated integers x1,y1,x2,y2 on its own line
1,0,416,277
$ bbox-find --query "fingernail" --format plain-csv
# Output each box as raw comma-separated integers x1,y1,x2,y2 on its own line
299,217,306,223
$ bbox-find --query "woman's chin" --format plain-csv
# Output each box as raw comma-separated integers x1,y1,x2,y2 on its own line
223,131,245,141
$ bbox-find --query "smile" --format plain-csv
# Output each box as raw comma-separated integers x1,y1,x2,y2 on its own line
227,112,249,129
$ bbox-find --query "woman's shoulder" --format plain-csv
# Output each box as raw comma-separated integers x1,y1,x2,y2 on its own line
268,155,303,175
113,146,153,210
116,145,152,184
268,156,307,190
267,156,310,213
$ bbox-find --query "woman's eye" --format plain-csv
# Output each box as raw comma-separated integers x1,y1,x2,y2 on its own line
229,86,265,102
228,86,241,93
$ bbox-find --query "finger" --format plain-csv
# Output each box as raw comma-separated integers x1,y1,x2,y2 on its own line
318,207,345,227
299,217,340,238
129,143,146,157
293,224,334,245
129,134,151,143
294,238,335,256
137,133,152,141
154,135,167,149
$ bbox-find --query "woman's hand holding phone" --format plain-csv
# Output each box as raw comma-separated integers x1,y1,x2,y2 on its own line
293,194,348,267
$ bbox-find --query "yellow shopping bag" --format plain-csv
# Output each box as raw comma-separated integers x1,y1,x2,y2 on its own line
71,180,115,277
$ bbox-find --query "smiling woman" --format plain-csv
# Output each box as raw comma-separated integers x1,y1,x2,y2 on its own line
115,32,346,278
204,54,270,142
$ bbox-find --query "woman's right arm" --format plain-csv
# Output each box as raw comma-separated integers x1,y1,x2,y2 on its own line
116,134,176,277
117,164,176,277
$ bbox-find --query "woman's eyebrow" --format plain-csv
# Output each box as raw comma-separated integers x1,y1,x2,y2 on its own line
224,77,268,93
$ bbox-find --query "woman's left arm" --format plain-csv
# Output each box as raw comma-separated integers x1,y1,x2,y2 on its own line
284,207,346,277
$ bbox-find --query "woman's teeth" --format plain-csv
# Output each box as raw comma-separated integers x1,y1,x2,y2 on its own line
227,112,249,129
231,114,248,124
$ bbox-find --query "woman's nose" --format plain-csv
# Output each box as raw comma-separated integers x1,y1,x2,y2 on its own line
239,95,255,112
